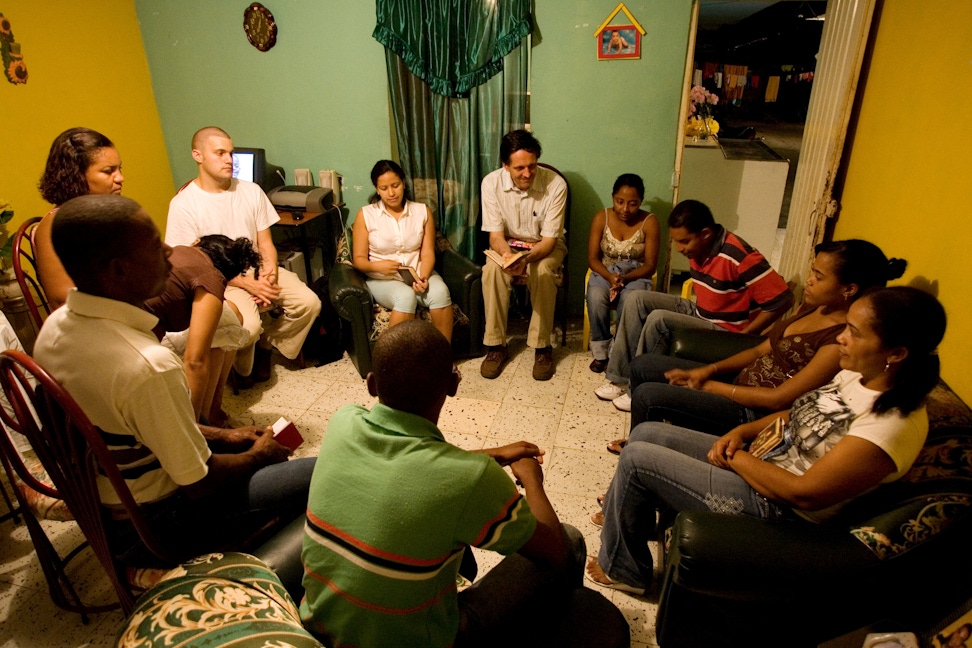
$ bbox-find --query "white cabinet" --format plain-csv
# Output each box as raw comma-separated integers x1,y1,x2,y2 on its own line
674,140,788,272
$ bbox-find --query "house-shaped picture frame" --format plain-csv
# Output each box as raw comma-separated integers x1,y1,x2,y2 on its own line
595,2,645,61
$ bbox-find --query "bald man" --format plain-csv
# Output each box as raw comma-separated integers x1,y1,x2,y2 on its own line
166,126,321,382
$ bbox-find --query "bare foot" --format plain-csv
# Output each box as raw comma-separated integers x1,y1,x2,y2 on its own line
586,557,613,586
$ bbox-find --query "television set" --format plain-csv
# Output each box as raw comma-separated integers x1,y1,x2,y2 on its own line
232,147,285,194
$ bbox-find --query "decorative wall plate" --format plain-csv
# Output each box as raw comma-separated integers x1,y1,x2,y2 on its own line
244,3,277,52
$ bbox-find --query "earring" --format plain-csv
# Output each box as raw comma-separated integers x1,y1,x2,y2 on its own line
884,359,891,373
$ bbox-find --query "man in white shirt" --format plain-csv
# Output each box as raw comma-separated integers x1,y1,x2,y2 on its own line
34,194,314,563
480,130,567,381
166,127,321,382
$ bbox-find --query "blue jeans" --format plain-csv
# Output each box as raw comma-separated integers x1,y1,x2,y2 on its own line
109,457,317,565
586,260,652,360
597,424,790,589
457,524,628,648
604,291,714,385
629,354,758,435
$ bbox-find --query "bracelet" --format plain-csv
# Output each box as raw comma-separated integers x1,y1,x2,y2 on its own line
731,386,738,402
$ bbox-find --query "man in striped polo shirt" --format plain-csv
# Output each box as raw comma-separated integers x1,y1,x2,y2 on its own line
300,320,628,648
595,199,792,412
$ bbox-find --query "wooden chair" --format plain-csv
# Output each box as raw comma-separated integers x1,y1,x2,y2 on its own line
12,216,52,331
0,350,179,615
0,356,115,622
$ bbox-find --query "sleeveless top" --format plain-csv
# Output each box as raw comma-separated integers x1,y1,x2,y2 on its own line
360,200,429,280
600,209,653,266
734,305,845,388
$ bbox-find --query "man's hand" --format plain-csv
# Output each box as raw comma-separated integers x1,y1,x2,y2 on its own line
708,428,746,469
503,254,528,276
248,429,292,466
230,274,282,307
509,456,544,488
218,425,271,451
482,441,545,466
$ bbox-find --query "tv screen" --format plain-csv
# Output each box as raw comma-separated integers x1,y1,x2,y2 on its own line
232,147,285,193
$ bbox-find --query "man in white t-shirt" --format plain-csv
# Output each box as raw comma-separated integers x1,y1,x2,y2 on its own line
166,127,321,381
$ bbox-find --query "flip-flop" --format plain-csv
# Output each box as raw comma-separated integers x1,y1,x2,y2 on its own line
589,510,604,527
584,557,645,595
606,439,627,455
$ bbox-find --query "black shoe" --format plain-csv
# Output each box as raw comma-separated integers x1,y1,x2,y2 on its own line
589,358,608,373
253,346,273,383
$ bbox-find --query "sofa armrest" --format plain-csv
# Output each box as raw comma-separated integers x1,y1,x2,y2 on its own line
665,510,877,600
438,249,481,305
328,262,372,321
669,328,763,364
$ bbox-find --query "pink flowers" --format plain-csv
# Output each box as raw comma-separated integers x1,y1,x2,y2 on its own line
689,85,718,115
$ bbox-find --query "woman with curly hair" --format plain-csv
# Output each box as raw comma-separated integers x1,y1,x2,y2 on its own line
144,235,261,426
36,127,124,310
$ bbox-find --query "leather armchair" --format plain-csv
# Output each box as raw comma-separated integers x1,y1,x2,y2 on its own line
654,328,972,647
329,235,484,378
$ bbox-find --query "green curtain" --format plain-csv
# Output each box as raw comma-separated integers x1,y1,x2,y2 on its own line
375,0,531,258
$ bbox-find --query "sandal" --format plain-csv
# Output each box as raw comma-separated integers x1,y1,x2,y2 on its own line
584,557,646,595
589,510,604,527
606,438,627,455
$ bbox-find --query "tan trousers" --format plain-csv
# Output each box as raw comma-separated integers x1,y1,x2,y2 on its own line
482,240,567,349
225,266,322,361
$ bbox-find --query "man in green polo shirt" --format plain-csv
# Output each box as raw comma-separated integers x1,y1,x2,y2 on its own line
300,320,627,648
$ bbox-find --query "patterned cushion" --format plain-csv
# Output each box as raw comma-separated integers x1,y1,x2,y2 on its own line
116,552,322,647
847,415,972,560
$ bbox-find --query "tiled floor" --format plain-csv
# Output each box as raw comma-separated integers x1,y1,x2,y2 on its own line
0,324,660,647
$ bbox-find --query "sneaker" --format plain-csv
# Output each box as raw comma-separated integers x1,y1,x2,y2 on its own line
480,345,508,379
532,347,554,381
612,393,632,412
595,382,626,401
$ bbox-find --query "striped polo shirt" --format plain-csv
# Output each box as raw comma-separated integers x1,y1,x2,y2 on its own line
300,404,537,648
691,228,792,331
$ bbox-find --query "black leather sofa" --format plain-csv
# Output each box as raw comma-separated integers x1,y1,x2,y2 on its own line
328,235,485,378
653,327,972,647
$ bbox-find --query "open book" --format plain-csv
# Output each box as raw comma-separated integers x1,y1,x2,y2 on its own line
484,248,528,269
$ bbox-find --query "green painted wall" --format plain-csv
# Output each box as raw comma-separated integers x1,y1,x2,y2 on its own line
531,1,692,305
134,1,392,217
135,0,692,312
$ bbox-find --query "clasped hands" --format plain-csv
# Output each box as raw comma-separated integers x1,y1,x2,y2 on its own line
484,441,546,487
237,272,281,307
707,427,747,470
664,363,718,391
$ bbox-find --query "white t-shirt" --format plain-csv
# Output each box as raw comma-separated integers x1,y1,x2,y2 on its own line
165,178,279,246
771,370,928,522
358,200,429,280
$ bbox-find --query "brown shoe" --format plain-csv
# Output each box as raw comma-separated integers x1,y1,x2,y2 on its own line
533,347,554,381
480,345,508,379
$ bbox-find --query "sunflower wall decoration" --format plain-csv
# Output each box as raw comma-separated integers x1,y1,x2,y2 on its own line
0,12,28,85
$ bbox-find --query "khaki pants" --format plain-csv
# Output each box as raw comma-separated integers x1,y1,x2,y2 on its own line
225,266,322,361
482,240,567,349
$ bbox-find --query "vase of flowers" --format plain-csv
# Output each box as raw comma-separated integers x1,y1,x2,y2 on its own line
686,85,719,141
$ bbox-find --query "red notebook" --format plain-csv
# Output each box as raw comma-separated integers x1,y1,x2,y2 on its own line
272,417,304,451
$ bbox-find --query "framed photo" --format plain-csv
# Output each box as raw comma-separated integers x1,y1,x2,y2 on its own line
925,597,972,647
598,26,640,60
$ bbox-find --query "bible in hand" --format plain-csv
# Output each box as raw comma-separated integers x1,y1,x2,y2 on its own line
748,417,785,459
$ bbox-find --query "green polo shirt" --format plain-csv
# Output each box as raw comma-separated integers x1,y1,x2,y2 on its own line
300,403,537,648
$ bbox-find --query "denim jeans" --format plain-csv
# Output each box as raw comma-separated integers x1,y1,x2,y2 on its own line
604,291,706,385
457,524,628,648
586,260,652,360
629,354,758,434
108,457,317,565
597,423,790,589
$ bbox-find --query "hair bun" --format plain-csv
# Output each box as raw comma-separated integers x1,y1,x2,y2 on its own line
886,257,907,281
